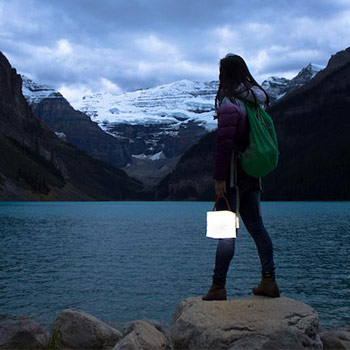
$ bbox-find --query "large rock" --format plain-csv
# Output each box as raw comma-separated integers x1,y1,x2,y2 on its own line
171,296,322,350
321,329,350,349
0,316,48,349
52,309,122,349
148,321,171,345
113,320,168,350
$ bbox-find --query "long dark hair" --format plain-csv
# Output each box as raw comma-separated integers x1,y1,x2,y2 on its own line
214,54,269,110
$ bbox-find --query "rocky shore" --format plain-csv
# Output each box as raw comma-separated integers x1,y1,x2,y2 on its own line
0,296,349,350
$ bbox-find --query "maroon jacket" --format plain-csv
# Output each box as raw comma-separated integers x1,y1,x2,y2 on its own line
213,97,249,181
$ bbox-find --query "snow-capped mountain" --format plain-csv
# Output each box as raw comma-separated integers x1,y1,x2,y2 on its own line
155,47,350,201
21,63,323,186
72,80,218,185
75,63,324,144
262,63,324,102
261,77,290,101
287,63,324,91
21,74,132,170
21,75,63,104
74,79,218,162
73,64,323,184
75,79,218,130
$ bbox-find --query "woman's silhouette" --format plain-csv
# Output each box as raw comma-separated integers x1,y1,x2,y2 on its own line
202,54,280,300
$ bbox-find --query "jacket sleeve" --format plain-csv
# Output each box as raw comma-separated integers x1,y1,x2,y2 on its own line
213,101,240,180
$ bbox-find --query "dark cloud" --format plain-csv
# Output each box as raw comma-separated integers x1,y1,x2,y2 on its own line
0,0,349,103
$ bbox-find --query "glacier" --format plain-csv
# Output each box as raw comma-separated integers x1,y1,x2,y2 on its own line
74,79,219,136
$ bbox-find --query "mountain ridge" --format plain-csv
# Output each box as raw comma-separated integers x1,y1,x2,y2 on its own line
21,75,132,169
21,63,322,186
262,63,323,102
155,47,350,200
0,51,144,201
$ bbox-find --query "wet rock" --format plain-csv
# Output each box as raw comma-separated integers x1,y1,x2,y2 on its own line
321,329,350,349
171,296,322,349
148,320,171,346
52,309,122,349
0,316,48,349
113,320,168,350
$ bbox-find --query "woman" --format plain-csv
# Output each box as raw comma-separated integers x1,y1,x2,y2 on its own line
202,54,280,301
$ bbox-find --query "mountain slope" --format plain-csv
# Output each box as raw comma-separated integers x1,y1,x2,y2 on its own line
261,48,350,200
262,63,324,102
76,80,217,185
20,63,323,188
155,47,350,201
22,76,131,169
0,51,143,201
74,66,321,185
155,132,216,200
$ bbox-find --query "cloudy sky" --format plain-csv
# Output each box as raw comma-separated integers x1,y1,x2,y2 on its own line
1,0,349,104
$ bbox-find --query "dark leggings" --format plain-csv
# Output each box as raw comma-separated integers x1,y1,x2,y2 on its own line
212,183,275,285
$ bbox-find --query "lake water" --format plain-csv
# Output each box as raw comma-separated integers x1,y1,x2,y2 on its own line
0,201,349,331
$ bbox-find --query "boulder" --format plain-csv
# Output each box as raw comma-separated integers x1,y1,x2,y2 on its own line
0,316,48,349
321,329,350,349
51,309,122,349
148,321,171,345
113,320,168,350
171,296,323,350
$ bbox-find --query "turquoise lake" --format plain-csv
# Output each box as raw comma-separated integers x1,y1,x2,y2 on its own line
0,201,349,330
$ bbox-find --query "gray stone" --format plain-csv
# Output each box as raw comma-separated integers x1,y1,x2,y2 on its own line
332,325,350,333
113,320,168,350
321,330,350,349
0,316,48,349
171,296,323,350
107,321,125,334
52,309,122,349
147,321,171,346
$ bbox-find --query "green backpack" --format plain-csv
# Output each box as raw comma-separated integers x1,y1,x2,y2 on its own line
237,98,279,177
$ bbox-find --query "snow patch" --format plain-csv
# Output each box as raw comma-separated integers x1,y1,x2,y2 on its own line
21,75,63,104
55,131,67,140
132,151,166,161
132,153,148,160
150,151,165,161
74,79,218,131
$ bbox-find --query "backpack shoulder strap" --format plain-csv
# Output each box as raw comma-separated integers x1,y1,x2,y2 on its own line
230,148,240,216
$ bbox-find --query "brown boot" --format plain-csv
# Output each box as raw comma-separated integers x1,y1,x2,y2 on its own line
202,283,227,301
252,271,280,298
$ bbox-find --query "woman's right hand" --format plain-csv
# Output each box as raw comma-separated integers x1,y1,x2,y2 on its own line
215,180,227,198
